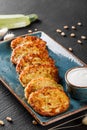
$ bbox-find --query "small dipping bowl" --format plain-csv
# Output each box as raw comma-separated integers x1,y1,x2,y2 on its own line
65,66,87,101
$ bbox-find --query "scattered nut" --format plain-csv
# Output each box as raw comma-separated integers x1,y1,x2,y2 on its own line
68,47,73,52
81,35,87,40
70,33,76,37
34,28,38,31
32,120,38,125
28,30,33,33
56,29,62,33
63,25,69,29
0,120,4,126
77,40,82,44
82,116,87,125
77,22,82,26
61,32,66,36
71,26,76,30
6,117,12,122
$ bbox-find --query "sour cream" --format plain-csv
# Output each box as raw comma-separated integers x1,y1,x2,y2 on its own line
67,67,87,87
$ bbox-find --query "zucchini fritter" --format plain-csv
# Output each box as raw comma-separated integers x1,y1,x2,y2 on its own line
25,77,63,99
11,41,47,64
19,64,59,87
11,35,44,49
24,35,46,45
16,53,54,73
10,35,70,117
28,87,70,116
10,36,24,49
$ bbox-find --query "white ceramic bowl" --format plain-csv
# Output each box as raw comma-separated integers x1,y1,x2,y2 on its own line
65,66,87,101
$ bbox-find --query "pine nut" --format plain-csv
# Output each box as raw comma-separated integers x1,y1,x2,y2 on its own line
82,116,87,125
0,120,4,126
68,47,73,52
34,28,38,31
6,117,12,122
81,35,87,40
77,40,82,44
32,120,37,125
28,30,32,33
61,32,66,36
77,22,82,26
56,29,62,33
71,26,76,30
63,25,69,29
70,33,76,37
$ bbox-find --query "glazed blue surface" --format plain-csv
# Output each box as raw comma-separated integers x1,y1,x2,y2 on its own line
0,31,86,125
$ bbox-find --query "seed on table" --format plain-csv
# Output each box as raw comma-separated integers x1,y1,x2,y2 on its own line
71,26,76,30
63,25,69,29
68,47,73,52
34,28,38,31
61,32,66,36
70,33,76,37
56,29,62,33
77,40,82,44
32,120,38,125
81,35,87,40
6,117,12,122
82,116,87,125
0,120,4,126
77,22,82,26
28,30,33,33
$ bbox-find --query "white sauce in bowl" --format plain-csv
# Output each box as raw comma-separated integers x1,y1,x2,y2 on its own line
67,67,87,87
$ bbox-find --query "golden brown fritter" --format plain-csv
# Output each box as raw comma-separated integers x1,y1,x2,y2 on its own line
16,53,54,73
10,41,47,64
19,64,59,87
10,35,70,117
10,36,24,49
24,77,63,99
28,87,70,116
10,35,44,49
24,35,46,45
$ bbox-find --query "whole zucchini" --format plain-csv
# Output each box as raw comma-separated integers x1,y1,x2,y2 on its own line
0,14,38,29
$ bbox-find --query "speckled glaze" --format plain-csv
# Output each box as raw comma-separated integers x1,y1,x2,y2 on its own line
0,31,87,126
65,67,87,101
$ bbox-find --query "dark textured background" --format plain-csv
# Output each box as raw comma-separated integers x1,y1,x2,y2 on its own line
0,0,87,130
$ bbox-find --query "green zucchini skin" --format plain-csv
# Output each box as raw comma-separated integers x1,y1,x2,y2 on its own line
0,14,38,29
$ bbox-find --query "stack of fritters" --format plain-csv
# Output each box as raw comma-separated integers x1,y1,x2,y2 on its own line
10,35,70,116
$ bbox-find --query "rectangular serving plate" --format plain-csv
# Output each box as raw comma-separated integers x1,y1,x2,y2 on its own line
0,31,87,126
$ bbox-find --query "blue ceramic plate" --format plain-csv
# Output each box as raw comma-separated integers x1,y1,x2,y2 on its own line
0,31,87,126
